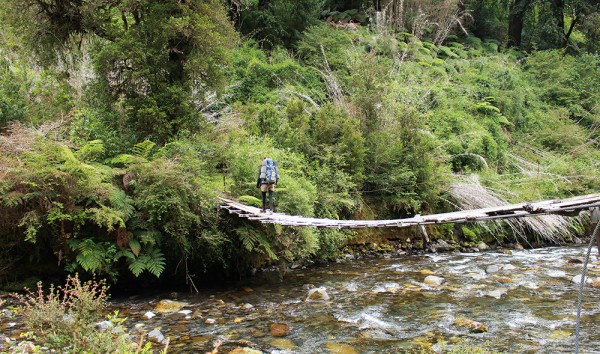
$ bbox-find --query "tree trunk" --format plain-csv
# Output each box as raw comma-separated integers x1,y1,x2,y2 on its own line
508,0,530,48
550,0,566,47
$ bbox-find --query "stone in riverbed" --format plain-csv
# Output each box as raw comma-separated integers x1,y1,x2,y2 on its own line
154,299,189,314
228,348,263,354
423,275,444,286
147,328,169,345
270,338,296,350
305,287,330,301
454,317,488,333
269,323,292,337
324,342,359,354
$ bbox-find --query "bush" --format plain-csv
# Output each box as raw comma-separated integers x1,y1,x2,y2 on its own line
12,273,153,353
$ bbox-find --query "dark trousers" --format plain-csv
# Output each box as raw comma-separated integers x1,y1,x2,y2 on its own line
262,190,273,211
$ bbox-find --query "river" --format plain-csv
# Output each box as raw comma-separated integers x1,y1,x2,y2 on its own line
4,245,600,353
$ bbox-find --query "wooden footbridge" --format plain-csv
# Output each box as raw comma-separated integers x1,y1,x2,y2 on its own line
219,193,600,228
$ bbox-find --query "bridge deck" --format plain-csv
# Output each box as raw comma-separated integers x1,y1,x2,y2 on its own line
219,193,600,228
220,194,600,228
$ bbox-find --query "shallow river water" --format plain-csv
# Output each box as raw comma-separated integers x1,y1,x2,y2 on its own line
5,245,600,353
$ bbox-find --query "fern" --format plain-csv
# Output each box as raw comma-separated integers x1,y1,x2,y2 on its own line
235,227,277,260
132,140,156,159
135,230,162,246
72,239,105,273
127,248,166,278
75,139,105,162
87,205,126,231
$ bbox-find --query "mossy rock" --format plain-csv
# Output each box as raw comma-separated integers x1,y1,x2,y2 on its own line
238,195,262,207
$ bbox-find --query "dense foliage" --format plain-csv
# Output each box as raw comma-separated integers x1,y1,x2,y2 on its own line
0,0,598,288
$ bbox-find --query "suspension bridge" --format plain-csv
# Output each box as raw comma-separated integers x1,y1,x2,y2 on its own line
219,193,600,228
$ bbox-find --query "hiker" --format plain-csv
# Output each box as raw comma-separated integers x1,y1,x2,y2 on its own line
256,157,279,213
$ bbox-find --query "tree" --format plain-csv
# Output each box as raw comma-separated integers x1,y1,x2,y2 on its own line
5,0,237,144
508,0,532,48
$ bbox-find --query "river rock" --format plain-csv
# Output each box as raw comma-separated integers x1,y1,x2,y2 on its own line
476,242,490,251
324,342,359,354
571,274,595,284
154,299,189,314
144,311,156,319
306,287,330,301
269,323,292,337
486,264,502,273
147,328,168,345
270,338,296,350
590,278,600,288
424,275,444,286
432,240,451,252
95,320,114,330
493,275,513,284
454,317,488,333
228,348,263,354
484,289,507,299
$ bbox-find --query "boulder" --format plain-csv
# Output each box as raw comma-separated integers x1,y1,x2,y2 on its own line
269,323,292,337
147,329,168,345
154,299,189,314
305,287,330,301
423,275,444,286
476,242,490,251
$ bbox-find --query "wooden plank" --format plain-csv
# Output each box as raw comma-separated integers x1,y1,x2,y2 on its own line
218,193,600,229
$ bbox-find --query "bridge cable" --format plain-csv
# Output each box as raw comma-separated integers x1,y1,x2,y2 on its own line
575,221,600,354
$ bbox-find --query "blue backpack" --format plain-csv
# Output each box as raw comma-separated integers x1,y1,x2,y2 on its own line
264,158,277,184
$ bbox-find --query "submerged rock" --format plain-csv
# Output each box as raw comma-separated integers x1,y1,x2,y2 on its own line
154,299,189,314
228,348,263,354
306,287,330,301
454,317,488,333
269,323,292,337
324,342,359,354
270,338,296,350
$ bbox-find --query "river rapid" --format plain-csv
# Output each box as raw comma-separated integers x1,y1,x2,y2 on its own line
4,245,600,353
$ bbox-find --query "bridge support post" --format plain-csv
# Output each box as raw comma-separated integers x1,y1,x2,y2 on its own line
592,207,600,256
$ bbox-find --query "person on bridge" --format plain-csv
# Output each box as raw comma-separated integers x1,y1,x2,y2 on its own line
256,157,279,213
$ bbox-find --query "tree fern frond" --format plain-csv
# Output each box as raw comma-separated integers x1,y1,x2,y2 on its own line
147,249,165,278
132,140,156,159
256,234,278,261
74,239,104,273
128,258,146,277
236,227,257,251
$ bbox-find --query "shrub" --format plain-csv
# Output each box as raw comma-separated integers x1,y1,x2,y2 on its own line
12,273,152,353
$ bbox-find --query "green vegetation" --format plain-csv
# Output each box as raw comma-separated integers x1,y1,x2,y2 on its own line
11,273,155,353
0,0,598,288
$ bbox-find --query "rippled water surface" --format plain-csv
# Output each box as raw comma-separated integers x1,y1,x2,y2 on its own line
5,246,600,353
